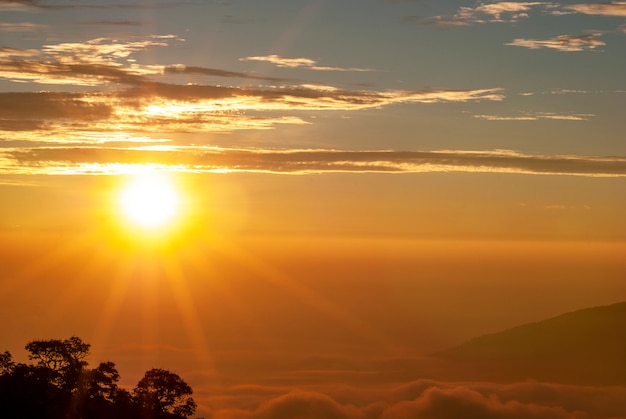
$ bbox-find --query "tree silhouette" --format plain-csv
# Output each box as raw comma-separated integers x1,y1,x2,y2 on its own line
0,351,14,375
0,337,197,419
135,368,198,419
25,336,90,390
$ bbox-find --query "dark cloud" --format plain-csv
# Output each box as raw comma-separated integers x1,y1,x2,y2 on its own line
3,147,625,177
0,91,111,121
0,59,149,85
164,64,295,83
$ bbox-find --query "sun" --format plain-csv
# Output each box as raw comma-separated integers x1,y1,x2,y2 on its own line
118,174,180,229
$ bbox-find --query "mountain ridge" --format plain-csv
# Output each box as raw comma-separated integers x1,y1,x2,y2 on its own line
431,301,626,385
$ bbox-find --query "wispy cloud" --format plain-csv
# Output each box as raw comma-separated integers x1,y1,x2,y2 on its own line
164,64,295,83
403,2,557,27
0,0,168,10
0,47,38,57
457,1,557,23
0,0,37,11
400,15,471,27
547,89,590,95
563,2,626,17
474,112,595,121
0,0,42,5
2,147,624,177
79,20,144,27
41,35,177,65
0,22,46,32
506,34,605,51
240,55,372,72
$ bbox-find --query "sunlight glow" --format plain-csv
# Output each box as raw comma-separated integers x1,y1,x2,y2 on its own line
119,175,180,229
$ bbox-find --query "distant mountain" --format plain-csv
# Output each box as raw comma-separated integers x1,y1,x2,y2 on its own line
432,302,626,385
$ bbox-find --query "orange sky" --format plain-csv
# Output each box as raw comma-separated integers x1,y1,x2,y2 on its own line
2,172,625,417
2,0,626,417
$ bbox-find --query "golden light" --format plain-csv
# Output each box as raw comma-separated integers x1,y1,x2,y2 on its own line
118,174,180,229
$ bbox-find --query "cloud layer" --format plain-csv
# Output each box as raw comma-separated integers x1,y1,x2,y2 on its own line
2,148,624,177
206,379,626,419
0,36,503,144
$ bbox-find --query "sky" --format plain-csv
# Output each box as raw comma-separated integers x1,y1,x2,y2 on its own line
1,0,626,418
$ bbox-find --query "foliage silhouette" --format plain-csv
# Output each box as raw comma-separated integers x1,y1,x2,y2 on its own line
0,337,196,419
135,368,197,419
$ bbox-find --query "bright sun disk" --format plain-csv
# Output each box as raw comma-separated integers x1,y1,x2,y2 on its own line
119,175,180,229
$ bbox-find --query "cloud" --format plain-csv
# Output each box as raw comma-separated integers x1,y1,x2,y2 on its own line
0,0,171,10
2,147,625,177
400,15,471,27
41,35,177,65
0,22,46,32
382,386,583,419
506,34,605,52
164,64,295,83
79,20,144,27
408,2,557,26
0,0,39,4
0,91,112,121
547,89,590,95
0,36,175,86
0,35,502,140
206,380,626,419
0,0,37,11
0,83,503,144
474,112,595,121
0,59,154,86
463,2,557,21
240,55,372,72
0,47,38,57
214,391,363,419
564,2,626,17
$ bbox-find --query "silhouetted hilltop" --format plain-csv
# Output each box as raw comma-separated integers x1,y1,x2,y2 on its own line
433,302,626,385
